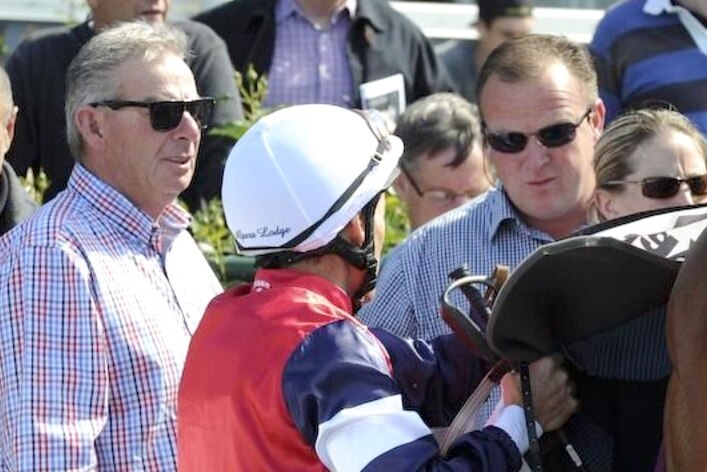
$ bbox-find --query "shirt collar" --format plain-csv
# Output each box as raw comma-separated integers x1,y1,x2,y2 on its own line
486,186,558,242
355,0,385,31
67,164,191,255
276,0,357,24
251,267,354,314
644,0,707,53
644,0,678,15
487,187,523,240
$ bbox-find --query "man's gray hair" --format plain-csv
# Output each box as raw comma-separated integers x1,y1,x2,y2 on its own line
0,67,14,124
65,22,189,161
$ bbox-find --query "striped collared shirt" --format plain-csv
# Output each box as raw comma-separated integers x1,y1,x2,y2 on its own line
264,0,357,108
0,164,222,471
359,187,555,341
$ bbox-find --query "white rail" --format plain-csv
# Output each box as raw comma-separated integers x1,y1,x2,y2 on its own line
0,0,604,44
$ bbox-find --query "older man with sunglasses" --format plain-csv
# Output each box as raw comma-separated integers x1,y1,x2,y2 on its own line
0,23,221,471
5,0,243,212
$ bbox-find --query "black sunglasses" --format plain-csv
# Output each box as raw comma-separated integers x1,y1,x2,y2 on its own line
602,175,707,199
483,108,592,154
90,98,215,131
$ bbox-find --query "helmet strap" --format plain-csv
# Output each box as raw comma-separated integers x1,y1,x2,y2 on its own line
331,193,381,311
256,194,383,311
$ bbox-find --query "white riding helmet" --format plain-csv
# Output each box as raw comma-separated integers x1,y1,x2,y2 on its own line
222,104,403,256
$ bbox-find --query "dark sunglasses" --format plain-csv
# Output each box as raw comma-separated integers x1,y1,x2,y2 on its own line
602,175,707,199
90,98,215,131
483,108,592,153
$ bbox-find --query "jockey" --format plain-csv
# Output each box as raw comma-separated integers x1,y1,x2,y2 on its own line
177,104,577,471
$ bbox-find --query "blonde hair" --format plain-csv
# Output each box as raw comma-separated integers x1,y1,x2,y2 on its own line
591,108,707,221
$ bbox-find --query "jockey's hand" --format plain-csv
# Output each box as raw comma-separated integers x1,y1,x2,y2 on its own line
500,355,578,432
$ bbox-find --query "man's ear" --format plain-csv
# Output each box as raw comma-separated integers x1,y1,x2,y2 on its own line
5,105,17,143
594,188,620,221
392,173,409,197
75,105,105,150
342,214,365,247
590,99,607,142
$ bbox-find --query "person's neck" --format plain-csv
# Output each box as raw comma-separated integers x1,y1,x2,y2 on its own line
296,0,346,27
290,253,361,297
525,210,587,240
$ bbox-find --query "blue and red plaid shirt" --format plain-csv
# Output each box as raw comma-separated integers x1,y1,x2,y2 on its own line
0,164,222,471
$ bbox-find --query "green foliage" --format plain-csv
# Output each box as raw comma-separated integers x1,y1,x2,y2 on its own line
0,35,8,59
383,192,410,254
190,199,235,283
209,65,274,141
20,168,50,205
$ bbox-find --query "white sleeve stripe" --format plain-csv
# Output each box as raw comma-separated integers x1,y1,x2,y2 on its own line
315,395,432,472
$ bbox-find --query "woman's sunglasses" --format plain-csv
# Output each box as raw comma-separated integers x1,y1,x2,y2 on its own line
602,175,707,199
90,98,216,131
483,108,592,154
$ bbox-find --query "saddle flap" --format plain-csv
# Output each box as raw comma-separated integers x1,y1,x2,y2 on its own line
487,236,680,363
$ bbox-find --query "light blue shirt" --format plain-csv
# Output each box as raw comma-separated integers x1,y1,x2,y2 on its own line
359,187,557,429
360,187,555,340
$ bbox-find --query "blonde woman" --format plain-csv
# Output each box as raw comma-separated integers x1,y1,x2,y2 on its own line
592,108,707,222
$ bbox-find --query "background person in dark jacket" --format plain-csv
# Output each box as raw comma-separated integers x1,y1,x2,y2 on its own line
0,67,36,237
436,0,534,103
5,0,244,211
194,0,451,110
590,0,707,136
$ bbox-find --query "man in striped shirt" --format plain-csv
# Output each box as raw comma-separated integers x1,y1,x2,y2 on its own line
591,0,707,135
0,22,222,471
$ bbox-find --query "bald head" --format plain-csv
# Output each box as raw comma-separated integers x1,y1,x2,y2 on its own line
0,68,14,122
0,67,18,169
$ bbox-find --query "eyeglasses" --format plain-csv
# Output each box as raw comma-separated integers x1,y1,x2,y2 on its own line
90,98,216,131
602,175,707,199
483,108,593,154
400,165,478,205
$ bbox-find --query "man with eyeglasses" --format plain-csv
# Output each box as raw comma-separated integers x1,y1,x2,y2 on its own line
0,23,222,470
392,93,492,231
360,34,605,465
4,0,243,211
